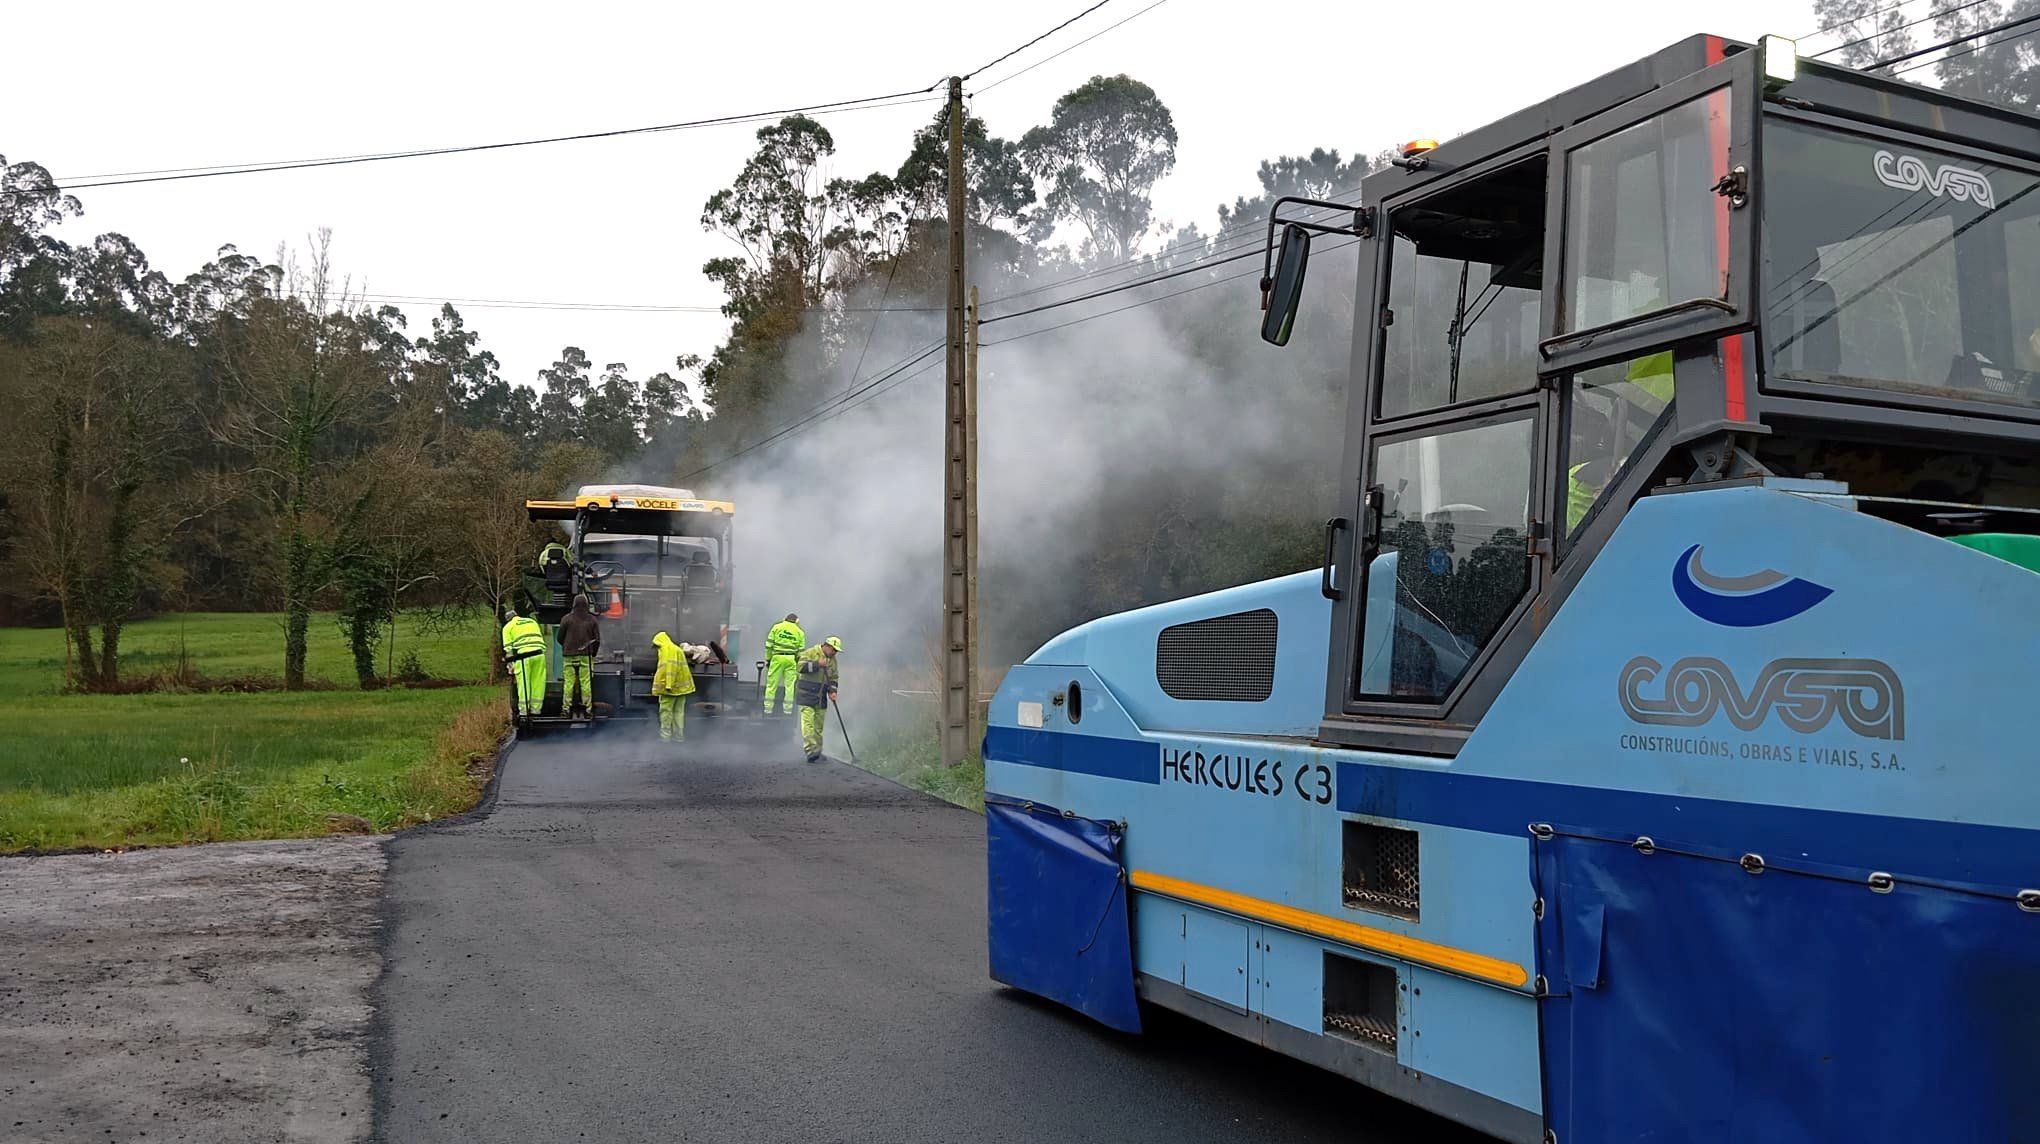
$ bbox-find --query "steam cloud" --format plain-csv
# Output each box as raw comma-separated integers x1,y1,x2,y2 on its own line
625,236,1360,684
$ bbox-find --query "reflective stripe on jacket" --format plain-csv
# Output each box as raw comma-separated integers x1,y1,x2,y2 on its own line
501,616,547,658
765,620,806,657
651,632,696,697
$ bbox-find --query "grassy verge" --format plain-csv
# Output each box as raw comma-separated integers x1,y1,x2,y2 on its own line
836,669,985,811
0,611,504,852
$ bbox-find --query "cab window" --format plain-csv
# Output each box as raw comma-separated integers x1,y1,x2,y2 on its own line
1378,157,1546,419
1563,89,1732,332
1562,353,1674,540
1762,118,2040,410
1356,416,1535,701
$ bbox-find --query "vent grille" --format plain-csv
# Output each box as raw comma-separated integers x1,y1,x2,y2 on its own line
1323,953,1398,1053
1155,609,1277,701
1343,822,1420,920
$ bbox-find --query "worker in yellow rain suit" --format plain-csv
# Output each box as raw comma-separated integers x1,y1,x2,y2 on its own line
650,631,695,744
1567,350,1675,531
501,607,548,719
762,613,805,714
794,637,843,763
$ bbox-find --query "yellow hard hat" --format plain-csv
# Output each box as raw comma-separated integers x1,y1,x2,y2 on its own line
825,636,844,652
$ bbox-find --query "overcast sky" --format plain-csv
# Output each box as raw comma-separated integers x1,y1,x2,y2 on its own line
14,0,1820,387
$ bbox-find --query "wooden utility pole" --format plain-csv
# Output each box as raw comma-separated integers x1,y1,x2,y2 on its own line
966,284,981,747
940,76,978,768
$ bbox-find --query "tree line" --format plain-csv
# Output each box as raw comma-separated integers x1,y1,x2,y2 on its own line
15,26,2024,691
1,70,1392,689
14,32,2023,691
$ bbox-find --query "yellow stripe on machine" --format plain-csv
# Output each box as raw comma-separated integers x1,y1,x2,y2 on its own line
570,494,736,513
526,496,737,514
1129,869,1530,988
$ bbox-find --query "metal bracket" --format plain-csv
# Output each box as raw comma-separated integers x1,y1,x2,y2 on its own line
1739,853,1766,875
2018,889,2040,913
1712,164,1750,209
1632,836,1656,855
1867,872,1896,894
1687,432,1773,483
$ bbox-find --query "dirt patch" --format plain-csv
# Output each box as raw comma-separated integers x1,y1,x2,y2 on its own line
0,836,386,1143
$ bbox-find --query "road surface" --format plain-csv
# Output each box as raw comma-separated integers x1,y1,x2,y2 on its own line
375,727,1488,1142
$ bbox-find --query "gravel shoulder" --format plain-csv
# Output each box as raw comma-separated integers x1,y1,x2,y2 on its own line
0,837,387,1143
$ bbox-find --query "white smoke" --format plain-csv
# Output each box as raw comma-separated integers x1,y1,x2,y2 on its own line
683,233,1359,679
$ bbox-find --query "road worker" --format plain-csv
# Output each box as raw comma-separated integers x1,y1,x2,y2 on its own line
794,636,843,763
650,631,695,745
557,595,601,718
500,606,548,719
1566,350,1674,531
762,613,805,715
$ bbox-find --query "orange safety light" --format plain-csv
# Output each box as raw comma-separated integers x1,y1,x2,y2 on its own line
1401,138,1439,159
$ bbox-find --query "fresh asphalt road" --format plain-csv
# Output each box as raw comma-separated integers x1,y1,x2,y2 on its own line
374,724,1489,1143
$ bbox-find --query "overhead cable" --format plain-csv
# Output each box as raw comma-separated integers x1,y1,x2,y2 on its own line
1866,10,2040,68
59,90,944,189
962,0,1117,80
975,0,1175,93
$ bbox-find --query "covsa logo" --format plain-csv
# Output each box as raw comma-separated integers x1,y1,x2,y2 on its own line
1619,656,1905,741
1625,544,1906,741
1872,149,1996,210
1671,544,1832,627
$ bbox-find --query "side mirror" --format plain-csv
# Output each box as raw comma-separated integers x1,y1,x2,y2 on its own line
1260,223,1312,346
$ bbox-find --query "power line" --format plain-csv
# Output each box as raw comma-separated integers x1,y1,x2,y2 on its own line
690,231,1349,477
71,0,1161,188
963,0,1116,80
980,184,1363,309
1889,21,2040,75
674,196,1364,475
986,238,1357,346
675,341,945,481
1799,0,1913,40
1866,9,2040,68
980,192,1365,322
981,244,1265,324
1798,0,1920,44
1812,0,1993,58
678,201,1363,470
350,291,937,315
58,90,944,190
975,0,1176,94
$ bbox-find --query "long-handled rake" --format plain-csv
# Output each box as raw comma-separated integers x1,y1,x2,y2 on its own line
832,698,858,763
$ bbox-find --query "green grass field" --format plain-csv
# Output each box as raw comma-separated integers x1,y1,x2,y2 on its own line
0,611,505,852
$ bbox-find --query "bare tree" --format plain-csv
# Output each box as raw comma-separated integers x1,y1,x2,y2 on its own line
213,230,383,689
450,430,548,681
0,317,188,687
